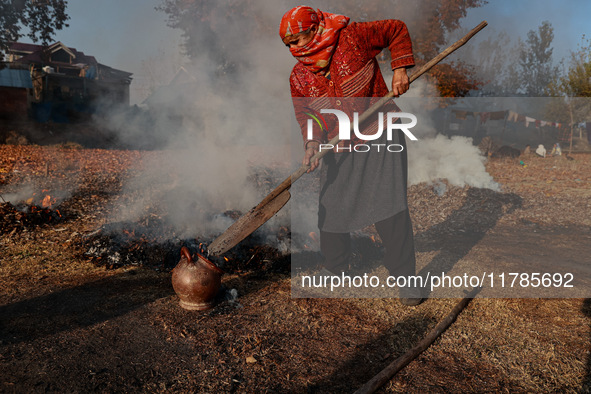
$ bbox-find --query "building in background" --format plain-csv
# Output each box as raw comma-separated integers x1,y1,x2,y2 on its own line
0,67,33,120
1,41,132,123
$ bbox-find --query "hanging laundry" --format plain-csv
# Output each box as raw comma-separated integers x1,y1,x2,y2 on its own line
525,116,536,128
490,110,507,120
507,110,519,122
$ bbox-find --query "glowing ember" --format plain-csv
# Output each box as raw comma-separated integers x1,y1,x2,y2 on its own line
23,190,58,208
41,194,55,208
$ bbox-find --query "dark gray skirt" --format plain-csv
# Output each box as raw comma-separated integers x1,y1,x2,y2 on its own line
318,129,409,233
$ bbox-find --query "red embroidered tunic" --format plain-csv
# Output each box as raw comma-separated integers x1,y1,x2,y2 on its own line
290,20,415,149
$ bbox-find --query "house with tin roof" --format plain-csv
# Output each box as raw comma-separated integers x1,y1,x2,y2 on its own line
1,41,132,122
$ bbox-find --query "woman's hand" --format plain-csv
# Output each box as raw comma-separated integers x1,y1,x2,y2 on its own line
391,67,409,97
303,141,320,173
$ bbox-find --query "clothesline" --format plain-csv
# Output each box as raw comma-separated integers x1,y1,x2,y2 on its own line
450,109,576,129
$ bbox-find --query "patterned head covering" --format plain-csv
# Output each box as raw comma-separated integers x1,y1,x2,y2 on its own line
279,6,319,38
279,6,350,73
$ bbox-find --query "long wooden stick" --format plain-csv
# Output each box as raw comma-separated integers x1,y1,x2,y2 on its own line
206,21,488,256
258,21,488,208
354,287,482,394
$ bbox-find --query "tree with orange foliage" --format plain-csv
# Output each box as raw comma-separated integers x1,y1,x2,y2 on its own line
427,61,481,97
314,0,487,96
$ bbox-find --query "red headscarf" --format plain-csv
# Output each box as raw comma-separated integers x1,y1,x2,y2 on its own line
279,6,350,74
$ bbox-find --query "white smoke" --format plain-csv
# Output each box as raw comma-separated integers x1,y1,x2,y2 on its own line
101,0,297,239
1,185,38,205
407,134,500,190
101,1,500,244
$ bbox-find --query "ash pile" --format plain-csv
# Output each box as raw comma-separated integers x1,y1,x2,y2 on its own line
81,211,292,275
82,164,320,274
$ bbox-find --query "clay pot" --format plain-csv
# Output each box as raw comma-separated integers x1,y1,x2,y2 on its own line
172,246,224,311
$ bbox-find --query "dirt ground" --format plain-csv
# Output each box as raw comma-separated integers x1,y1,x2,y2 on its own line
1,144,590,393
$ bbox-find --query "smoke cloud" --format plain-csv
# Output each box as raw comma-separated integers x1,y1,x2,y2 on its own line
99,0,500,244
408,134,499,190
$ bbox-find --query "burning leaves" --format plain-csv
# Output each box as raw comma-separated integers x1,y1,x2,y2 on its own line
1,142,591,393
81,212,291,275
0,197,64,236
82,220,183,271
22,188,59,210
2,143,589,279
41,192,56,208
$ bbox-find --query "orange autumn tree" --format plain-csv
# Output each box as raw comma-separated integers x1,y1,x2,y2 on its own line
158,0,486,96
414,0,486,97
330,0,486,96
428,61,481,97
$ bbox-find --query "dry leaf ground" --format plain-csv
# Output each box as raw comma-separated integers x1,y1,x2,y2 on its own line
1,144,590,393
